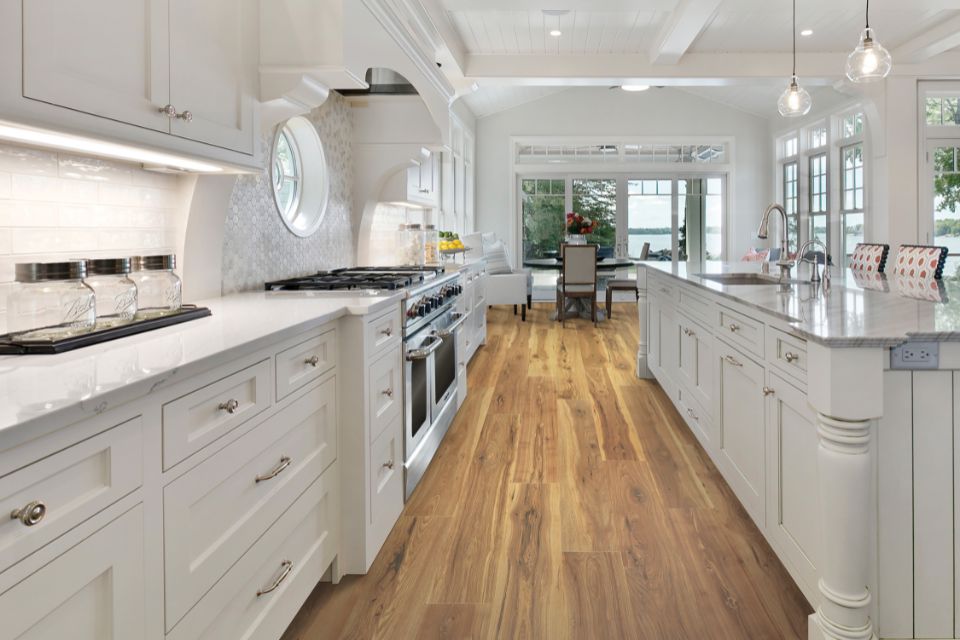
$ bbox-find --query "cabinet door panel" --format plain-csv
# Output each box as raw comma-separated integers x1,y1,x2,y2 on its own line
717,342,765,527
168,0,254,153
22,0,170,132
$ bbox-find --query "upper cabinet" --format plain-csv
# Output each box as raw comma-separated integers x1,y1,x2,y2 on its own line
6,0,258,166
406,149,440,207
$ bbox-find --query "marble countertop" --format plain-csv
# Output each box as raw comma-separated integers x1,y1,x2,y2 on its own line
641,261,960,347
0,289,403,437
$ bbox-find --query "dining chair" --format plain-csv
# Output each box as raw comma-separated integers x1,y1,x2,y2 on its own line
849,243,890,273
557,243,598,326
892,244,948,279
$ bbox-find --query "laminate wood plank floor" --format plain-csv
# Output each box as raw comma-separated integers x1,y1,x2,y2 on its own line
282,304,812,640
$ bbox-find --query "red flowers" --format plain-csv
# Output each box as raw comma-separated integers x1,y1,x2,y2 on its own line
566,212,595,235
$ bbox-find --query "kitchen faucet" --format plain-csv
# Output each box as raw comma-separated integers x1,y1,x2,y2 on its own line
797,239,831,290
756,203,794,281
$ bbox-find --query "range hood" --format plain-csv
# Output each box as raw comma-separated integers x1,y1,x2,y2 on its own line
340,69,418,97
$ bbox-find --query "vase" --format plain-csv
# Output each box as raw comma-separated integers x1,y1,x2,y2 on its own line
565,234,587,245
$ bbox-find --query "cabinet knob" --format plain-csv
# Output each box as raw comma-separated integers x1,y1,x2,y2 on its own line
218,398,240,414
763,386,776,396
305,355,321,368
784,352,799,363
158,104,178,118
176,110,193,123
686,407,699,421
11,500,46,526
383,460,395,470
728,323,741,333
382,388,394,398
380,327,393,337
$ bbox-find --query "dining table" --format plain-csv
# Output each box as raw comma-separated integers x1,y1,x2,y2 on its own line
522,257,637,321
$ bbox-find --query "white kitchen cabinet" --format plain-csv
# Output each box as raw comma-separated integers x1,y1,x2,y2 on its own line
21,0,170,133
16,0,257,158
677,312,713,415
716,340,766,528
168,0,256,153
406,151,440,207
764,371,820,603
0,505,145,640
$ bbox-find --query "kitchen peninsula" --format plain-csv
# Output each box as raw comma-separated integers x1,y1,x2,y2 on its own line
637,261,960,640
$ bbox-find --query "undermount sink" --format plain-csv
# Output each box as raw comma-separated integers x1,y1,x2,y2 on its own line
695,273,789,285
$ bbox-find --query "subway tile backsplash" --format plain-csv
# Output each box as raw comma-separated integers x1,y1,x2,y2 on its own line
0,143,184,332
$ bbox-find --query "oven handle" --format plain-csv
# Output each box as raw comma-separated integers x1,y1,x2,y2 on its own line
405,335,443,361
433,312,467,338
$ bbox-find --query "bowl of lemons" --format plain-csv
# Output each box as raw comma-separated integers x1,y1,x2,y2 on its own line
439,231,465,253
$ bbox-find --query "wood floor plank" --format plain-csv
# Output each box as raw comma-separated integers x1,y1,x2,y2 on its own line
282,304,811,640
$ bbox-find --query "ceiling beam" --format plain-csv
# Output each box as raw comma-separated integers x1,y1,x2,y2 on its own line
416,0,469,73
893,13,960,64
649,0,723,65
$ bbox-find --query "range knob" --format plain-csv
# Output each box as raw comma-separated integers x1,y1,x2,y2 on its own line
417,303,428,317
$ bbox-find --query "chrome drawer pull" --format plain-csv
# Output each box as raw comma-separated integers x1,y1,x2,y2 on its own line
382,388,394,398
218,398,240,414
686,407,699,421
255,456,292,483
257,560,293,597
728,323,741,333
683,328,695,337
380,327,393,337
724,355,743,368
763,386,776,397
305,355,321,367
11,500,46,526
383,460,395,470
784,352,800,363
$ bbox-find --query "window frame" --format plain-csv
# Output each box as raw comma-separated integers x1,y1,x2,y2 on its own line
270,116,330,238
272,125,303,222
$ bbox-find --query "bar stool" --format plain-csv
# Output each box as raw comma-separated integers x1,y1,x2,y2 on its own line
605,279,638,319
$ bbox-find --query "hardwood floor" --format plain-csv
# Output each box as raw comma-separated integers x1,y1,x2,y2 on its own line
281,304,812,640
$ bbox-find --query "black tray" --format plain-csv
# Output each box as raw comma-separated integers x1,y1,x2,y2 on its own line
0,305,212,355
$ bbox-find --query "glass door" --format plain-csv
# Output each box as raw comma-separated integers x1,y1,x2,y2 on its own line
923,139,960,277
521,178,566,259
571,178,617,257
627,179,674,261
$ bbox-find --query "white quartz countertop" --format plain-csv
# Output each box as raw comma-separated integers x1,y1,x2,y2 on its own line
641,261,960,347
0,290,403,437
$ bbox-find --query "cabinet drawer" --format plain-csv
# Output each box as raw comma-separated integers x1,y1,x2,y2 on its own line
166,466,338,640
276,328,336,401
365,308,401,353
368,416,403,560
677,285,711,325
164,377,336,631
716,304,764,358
678,386,714,453
649,275,677,303
0,416,142,573
766,327,807,384
368,347,403,443
0,505,145,639
162,359,271,469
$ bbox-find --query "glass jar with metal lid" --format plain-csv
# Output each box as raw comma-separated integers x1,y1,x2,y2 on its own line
84,258,138,327
6,261,96,340
130,254,181,318
423,224,440,265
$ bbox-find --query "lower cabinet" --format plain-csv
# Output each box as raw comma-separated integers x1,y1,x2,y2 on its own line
677,313,713,421
716,339,767,528
0,505,145,640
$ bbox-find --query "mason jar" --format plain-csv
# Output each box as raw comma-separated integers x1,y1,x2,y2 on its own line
130,254,182,318
84,258,138,327
423,224,440,265
6,261,96,340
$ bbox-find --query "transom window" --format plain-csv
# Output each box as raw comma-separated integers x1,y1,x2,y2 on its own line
783,161,799,254
782,136,799,158
515,140,728,165
809,126,827,149
926,96,960,127
842,113,864,139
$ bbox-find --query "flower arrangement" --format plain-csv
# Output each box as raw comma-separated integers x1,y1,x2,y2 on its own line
565,212,594,235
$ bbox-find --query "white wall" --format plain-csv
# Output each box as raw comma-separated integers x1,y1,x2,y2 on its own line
474,86,773,261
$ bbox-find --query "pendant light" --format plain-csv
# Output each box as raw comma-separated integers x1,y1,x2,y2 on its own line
777,0,812,118
845,0,892,82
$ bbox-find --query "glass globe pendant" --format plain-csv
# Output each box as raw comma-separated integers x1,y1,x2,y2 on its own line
845,27,892,82
777,0,812,119
778,76,813,117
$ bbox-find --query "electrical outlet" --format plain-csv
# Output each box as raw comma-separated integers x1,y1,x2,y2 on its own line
890,341,940,370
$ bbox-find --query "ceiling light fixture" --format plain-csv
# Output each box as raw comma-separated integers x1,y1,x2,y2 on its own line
800,29,813,36
777,0,812,118
0,120,223,172
621,84,650,92
543,9,568,39
550,29,562,37
845,0,892,82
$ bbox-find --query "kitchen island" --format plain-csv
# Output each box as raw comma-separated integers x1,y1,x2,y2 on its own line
636,261,960,640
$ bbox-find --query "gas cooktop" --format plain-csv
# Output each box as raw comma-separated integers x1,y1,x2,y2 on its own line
265,266,444,292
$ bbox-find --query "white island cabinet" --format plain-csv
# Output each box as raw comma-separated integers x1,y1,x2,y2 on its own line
0,291,407,640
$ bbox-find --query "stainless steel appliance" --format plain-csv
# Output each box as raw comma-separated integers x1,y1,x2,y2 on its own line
264,265,465,498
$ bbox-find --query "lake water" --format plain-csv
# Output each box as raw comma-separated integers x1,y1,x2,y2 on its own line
628,234,721,259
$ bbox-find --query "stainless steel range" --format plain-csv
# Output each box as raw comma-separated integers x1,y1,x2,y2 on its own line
265,266,464,498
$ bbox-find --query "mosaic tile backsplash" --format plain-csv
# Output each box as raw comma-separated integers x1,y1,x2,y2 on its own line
220,92,356,294
0,143,184,332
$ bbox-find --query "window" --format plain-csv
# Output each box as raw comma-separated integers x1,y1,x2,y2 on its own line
931,146,960,274
926,96,960,127
271,117,329,237
842,112,864,139
809,126,827,149
521,179,566,259
628,180,674,258
809,153,828,247
572,179,617,247
783,136,799,158
516,140,728,165
782,161,799,254
841,144,865,262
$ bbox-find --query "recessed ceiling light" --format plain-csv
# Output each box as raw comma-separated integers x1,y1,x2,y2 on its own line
800,29,813,36
549,29,562,37
621,84,650,92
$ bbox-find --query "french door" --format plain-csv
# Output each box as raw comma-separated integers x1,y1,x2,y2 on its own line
922,138,960,277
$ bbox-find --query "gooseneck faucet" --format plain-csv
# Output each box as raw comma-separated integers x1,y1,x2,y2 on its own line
757,203,794,281
797,239,831,290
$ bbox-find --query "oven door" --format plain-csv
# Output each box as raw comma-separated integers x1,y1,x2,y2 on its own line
431,311,466,418
404,329,441,464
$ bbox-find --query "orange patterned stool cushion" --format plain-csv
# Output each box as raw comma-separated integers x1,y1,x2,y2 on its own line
848,243,889,273
893,245,948,280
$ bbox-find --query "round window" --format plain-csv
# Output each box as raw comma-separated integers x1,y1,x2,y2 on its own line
271,116,329,237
